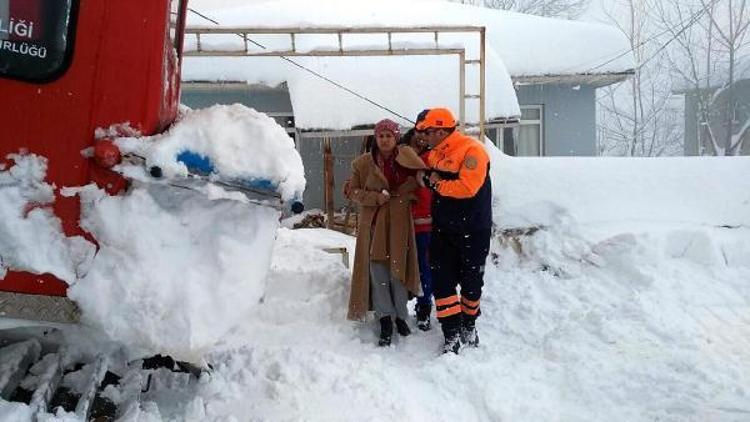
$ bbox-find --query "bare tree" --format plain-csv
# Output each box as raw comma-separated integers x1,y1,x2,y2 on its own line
450,0,589,19
654,0,750,155
596,0,684,156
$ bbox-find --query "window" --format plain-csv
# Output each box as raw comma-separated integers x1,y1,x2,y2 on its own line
0,0,77,82
484,123,515,153
484,105,544,156
516,106,544,156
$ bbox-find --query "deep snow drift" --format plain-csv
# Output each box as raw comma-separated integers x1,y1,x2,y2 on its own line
130,220,748,421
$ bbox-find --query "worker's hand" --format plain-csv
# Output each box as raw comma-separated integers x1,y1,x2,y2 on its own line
376,190,390,205
342,179,352,197
416,170,426,188
429,172,443,185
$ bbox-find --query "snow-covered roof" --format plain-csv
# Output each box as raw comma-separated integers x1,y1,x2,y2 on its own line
182,0,634,129
673,57,750,92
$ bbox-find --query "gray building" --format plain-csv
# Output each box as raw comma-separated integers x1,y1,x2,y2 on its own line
485,74,631,157
680,77,750,156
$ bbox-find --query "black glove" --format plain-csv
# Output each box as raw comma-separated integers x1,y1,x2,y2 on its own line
423,170,439,191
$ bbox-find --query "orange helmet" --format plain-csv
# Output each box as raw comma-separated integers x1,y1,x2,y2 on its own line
416,108,457,131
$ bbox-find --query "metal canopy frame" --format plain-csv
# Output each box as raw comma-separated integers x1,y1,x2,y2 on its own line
184,26,487,135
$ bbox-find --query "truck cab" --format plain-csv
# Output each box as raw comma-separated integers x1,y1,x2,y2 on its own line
0,0,189,323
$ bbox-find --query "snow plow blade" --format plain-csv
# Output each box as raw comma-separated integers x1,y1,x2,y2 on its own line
148,151,304,213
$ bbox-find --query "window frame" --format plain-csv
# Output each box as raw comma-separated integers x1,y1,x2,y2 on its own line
484,104,545,156
0,0,80,84
517,104,544,156
169,0,188,59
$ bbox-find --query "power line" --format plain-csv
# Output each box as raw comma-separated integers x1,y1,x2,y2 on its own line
186,8,414,124
578,0,719,75
637,0,719,69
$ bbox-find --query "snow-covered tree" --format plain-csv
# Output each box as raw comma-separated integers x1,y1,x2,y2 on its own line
450,0,589,19
654,0,750,156
596,0,684,156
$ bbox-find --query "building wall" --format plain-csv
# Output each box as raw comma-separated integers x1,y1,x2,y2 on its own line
297,135,366,212
682,80,750,156
181,82,293,113
515,83,597,156
684,93,700,156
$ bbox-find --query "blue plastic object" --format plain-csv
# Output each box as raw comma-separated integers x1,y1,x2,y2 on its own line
176,151,215,175
176,150,283,198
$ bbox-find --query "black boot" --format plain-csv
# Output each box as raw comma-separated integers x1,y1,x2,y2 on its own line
378,317,393,347
415,303,432,331
461,318,479,347
441,319,462,354
395,318,411,337
442,334,461,354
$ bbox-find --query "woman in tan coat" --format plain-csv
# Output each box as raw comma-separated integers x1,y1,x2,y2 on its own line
345,118,426,346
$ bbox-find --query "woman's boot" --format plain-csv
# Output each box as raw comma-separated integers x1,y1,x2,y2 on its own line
415,303,432,331
378,316,393,347
395,318,411,336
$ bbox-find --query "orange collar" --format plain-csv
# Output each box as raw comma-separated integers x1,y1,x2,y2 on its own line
434,131,464,154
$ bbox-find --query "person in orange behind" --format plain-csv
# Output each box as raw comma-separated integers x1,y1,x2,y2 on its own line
417,108,492,354
400,121,434,331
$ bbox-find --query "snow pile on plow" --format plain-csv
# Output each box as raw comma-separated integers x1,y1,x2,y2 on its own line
68,184,281,361
67,105,305,360
116,104,305,203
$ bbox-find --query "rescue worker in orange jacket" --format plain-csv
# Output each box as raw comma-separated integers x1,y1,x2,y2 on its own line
417,108,492,354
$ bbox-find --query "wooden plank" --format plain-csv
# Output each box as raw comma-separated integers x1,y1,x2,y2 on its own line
323,137,335,229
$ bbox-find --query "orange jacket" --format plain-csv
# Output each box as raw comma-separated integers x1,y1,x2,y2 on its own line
426,130,492,233
427,131,490,199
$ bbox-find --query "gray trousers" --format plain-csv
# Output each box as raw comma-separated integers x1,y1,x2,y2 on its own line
369,261,409,320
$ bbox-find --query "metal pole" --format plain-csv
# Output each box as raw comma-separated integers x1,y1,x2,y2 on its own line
323,137,335,229
459,51,466,131
479,27,487,140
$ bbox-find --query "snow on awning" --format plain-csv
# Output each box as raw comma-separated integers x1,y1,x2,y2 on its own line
182,0,634,130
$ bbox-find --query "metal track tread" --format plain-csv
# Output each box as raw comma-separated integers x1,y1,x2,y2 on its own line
0,339,207,421
0,339,41,399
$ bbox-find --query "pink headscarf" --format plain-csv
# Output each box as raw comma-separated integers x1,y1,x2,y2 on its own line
374,119,401,139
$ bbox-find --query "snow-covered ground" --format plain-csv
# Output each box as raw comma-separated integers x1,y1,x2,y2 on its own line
118,220,748,421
